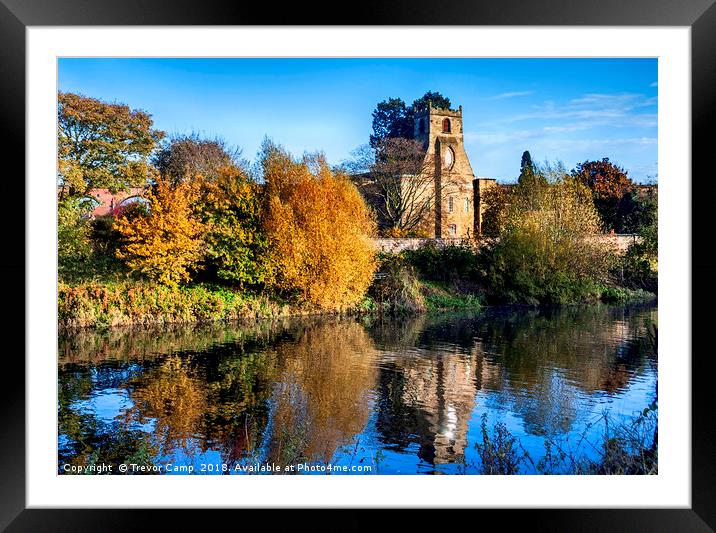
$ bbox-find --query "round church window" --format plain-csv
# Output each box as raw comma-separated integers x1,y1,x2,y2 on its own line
443,147,454,169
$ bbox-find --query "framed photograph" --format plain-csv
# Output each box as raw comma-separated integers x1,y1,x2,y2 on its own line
3,0,714,529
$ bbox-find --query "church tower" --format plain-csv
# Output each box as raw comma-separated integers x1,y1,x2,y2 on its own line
413,103,480,239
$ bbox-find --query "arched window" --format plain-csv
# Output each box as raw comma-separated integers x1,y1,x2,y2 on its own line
78,196,101,211
464,197,470,213
77,196,101,218
448,224,457,237
418,118,425,134
448,196,454,213
442,118,451,133
118,195,149,209
113,195,150,216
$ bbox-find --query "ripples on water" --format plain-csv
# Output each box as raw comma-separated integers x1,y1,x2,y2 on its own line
58,303,657,475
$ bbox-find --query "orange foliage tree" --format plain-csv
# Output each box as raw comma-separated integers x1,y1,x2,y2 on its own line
572,158,635,231
115,178,205,286
261,146,377,310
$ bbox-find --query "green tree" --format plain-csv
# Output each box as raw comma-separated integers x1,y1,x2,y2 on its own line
517,150,548,190
617,190,657,234
57,197,93,280
411,91,451,114
518,150,534,182
370,98,412,148
197,167,269,287
369,91,453,148
57,92,165,198
619,194,658,292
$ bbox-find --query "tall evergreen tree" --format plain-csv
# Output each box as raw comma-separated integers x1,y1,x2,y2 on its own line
411,91,451,113
518,151,535,184
369,98,412,148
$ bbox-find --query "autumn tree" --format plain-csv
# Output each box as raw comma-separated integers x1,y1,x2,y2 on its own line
196,166,269,287
115,178,205,286
572,158,636,232
57,92,164,198
153,133,245,184
261,146,377,310
486,163,614,304
351,138,453,236
480,184,510,238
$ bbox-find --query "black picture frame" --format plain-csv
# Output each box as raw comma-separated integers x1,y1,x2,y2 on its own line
2,0,714,529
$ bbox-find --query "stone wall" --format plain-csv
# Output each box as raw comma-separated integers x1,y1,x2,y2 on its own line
592,234,642,254
373,238,475,254
374,234,641,255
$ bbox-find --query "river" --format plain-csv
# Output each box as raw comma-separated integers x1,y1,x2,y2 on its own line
58,303,657,475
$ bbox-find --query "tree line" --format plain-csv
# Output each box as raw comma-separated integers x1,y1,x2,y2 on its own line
58,90,657,313
58,92,376,310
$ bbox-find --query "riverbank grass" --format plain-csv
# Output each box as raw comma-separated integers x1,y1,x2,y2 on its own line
420,281,484,311
58,281,295,329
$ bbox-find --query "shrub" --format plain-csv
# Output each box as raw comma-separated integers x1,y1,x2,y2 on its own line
485,167,615,304
262,148,377,310
475,414,525,474
369,255,425,313
403,242,480,283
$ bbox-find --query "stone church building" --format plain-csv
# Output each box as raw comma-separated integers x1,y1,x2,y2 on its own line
358,102,496,240
412,103,495,239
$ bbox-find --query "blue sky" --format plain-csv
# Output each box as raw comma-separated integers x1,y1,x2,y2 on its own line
58,58,658,183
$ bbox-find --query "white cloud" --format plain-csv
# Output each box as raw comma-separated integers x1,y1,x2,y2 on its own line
491,91,533,99
463,90,657,180
480,91,657,130
464,130,538,145
540,137,657,149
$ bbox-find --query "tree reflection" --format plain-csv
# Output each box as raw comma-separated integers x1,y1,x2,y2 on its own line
58,304,657,474
263,321,378,467
125,356,207,452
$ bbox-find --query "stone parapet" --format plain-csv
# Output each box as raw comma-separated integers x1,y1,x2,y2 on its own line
373,238,476,254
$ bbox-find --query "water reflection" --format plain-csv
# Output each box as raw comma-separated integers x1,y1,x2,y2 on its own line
58,304,657,474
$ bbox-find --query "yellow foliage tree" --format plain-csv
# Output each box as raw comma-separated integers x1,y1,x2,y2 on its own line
488,162,614,303
262,149,377,310
115,178,205,286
